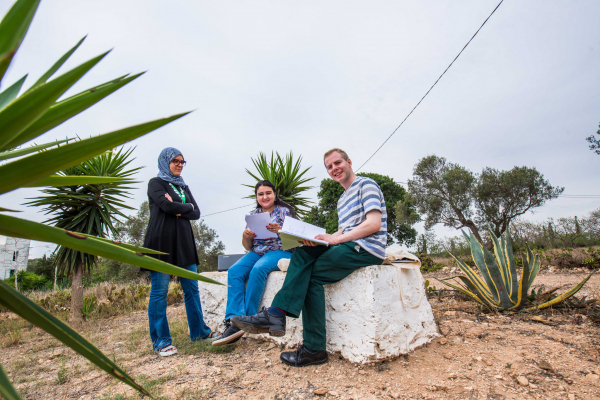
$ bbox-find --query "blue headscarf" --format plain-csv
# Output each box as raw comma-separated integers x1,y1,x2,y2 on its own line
157,147,187,188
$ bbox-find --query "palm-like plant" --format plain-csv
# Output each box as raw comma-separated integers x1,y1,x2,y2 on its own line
244,151,314,216
0,0,221,398
27,147,140,323
438,228,591,311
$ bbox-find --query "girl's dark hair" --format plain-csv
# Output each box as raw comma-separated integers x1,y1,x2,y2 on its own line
254,180,297,219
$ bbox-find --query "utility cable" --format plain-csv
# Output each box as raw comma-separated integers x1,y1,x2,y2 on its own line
356,0,504,172
201,203,255,218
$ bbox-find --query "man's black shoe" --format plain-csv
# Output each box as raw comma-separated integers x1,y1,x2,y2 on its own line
212,319,244,347
280,345,328,367
231,307,286,337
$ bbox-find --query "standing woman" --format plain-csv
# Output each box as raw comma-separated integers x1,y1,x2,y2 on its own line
213,180,295,346
144,147,218,356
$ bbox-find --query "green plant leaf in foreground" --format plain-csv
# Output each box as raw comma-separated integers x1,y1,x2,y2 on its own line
0,213,223,285
0,74,27,111
0,362,21,400
24,175,137,187
0,138,70,162
0,0,39,84
0,207,21,212
7,73,144,150
0,112,189,195
0,281,152,398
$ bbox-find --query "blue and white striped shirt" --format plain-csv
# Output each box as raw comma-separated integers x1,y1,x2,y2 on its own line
337,177,387,259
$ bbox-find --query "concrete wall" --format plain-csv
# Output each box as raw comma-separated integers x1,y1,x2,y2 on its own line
0,236,31,280
199,264,438,364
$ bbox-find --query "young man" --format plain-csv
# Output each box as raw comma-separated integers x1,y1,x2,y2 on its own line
231,148,387,367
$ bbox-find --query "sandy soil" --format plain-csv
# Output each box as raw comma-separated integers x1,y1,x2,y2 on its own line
1,271,599,400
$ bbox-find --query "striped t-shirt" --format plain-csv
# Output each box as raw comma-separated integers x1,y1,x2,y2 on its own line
337,176,387,259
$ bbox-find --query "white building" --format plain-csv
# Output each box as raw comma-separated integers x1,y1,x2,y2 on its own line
0,235,31,280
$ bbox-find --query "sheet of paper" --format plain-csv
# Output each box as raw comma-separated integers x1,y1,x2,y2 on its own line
244,212,278,239
279,217,329,250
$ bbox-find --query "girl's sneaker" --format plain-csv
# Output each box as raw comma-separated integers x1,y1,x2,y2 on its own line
157,344,178,357
212,320,245,346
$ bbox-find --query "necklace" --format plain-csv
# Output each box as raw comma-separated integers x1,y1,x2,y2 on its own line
169,183,186,203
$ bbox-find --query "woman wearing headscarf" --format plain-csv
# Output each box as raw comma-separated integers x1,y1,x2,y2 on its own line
144,147,217,356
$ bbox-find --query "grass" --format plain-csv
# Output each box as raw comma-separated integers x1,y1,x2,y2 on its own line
169,319,235,355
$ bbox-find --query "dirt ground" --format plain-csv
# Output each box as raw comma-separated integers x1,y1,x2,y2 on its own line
1,270,599,400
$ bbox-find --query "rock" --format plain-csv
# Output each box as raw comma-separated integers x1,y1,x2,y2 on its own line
439,338,448,345
442,353,452,360
586,373,599,381
558,385,565,391
358,370,367,375
516,376,529,386
485,359,493,366
313,388,328,395
494,375,503,380
568,394,575,400
464,386,473,391
529,384,537,389
594,369,600,375
448,373,457,379
198,267,439,363
388,371,394,375
329,391,339,397
537,360,553,371
263,358,269,363
444,311,457,316
473,356,483,362
453,337,463,344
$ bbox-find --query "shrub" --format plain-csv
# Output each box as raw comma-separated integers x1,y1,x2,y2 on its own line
4,270,50,292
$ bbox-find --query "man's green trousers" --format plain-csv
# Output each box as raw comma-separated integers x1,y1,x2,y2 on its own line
272,242,382,351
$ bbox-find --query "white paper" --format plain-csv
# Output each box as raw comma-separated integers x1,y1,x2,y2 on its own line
279,217,328,247
245,212,278,239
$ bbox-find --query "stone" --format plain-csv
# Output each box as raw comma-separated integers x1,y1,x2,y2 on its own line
448,373,457,379
358,370,368,375
444,311,457,316
439,338,448,345
529,384,537,389
329,391,339,397
464,386,473,391
586,373,599,381
494,375,503,380
516,376,528,386
538,360,553,371
473,356,483,362
568,394,575,400
595,369,600,375
198,266,438,364
558,385,565,391
313,388,328,395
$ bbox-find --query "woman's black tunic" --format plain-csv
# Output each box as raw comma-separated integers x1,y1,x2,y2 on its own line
143,177,200,266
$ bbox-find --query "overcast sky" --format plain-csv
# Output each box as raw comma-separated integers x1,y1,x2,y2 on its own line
1,0,599,258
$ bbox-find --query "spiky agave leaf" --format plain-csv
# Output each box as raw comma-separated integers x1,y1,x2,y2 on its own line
526,274,593,311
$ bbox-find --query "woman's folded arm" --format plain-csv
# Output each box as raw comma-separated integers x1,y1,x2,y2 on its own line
148,180,193,215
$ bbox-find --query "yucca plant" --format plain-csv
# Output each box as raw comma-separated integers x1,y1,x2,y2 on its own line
0,0,222,398
438,228,592,311
244,151,314,216
26,147,141,323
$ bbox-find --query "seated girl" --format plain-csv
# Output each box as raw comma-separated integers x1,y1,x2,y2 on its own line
212,180,295,346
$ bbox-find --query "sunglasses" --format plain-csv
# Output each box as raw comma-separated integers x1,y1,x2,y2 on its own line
171,159,187,166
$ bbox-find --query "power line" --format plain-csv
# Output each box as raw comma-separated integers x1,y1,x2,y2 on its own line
201,203,255,218
356,0,504,172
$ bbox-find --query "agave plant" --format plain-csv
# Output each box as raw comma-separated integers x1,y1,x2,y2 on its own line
438,228,591,311
0,0,221,398
244,151,314,216
26,147,141,323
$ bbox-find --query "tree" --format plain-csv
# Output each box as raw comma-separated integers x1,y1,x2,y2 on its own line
586,123,600,155
473,166,564,238
192,220,225,273
304,173,418,246
408,155,563,243
244,152,315,216
114,200,150,247
407,155,481,241
27,147,141,323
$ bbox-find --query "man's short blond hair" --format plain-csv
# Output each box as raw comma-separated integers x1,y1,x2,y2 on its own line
323,148,349,163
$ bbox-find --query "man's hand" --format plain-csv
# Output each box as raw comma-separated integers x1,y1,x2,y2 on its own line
315,233,340,246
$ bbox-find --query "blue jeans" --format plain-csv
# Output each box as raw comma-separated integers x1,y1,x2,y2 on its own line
148,264,211,351
225,251,291,320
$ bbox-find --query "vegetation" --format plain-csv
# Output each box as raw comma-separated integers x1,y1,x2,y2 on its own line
437,228,591,311
405,155,563,245
26,147,140,323
305,173,418,246
244,151,314,217
586,122,600,155
0,0,221,397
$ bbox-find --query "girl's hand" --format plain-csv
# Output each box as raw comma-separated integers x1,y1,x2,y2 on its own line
266,223,281,233
244,228,256,239
165,193,173,202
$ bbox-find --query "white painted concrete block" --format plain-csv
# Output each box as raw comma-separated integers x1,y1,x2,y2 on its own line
199,264,438,364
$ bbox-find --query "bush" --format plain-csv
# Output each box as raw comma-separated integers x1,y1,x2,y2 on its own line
418,254,446,273
4,271,51,292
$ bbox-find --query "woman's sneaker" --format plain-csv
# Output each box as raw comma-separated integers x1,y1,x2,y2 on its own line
212,320,245,346
157,344,178,357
